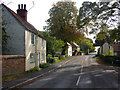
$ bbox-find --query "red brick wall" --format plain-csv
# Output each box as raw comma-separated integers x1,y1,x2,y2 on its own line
1,55,25,76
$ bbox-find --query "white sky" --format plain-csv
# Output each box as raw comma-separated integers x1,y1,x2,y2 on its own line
1,0,98,42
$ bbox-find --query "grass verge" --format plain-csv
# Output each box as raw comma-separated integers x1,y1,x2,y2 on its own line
53,56,71,64
3,56,72,82
2,66,41,82
95,55,120,67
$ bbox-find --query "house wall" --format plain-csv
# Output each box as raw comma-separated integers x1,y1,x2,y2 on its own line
102,43,113,55
2,5,25,55
68,45,72,56
25,31,46,71
25,31,35,71
37,37,46,64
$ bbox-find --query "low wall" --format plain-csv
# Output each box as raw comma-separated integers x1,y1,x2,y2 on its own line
1,55,25,76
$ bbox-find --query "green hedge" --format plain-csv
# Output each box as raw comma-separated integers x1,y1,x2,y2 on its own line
98,55,120,66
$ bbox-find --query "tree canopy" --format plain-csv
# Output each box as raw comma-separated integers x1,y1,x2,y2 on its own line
77,1,120,44
45,0,84,42
76,38,95,53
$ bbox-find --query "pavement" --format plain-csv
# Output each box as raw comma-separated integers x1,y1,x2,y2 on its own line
2,56,78,89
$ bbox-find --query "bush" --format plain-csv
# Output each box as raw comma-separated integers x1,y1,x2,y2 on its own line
34,66,41,71
98,55,120,66
27,66,41,73
40,63,50,68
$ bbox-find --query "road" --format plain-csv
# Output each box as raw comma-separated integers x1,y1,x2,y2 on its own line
22,54,119,89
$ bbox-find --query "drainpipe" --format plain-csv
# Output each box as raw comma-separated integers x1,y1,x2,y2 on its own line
35,36,38,67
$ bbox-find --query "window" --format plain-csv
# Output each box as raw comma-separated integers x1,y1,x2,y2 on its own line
31,34,34,44
36,37,38,45
30,53,35,63
42,53,45,61
42,39,44,47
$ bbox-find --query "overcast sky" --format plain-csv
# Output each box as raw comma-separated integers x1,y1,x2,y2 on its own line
1,0,98,30
1,0,99,42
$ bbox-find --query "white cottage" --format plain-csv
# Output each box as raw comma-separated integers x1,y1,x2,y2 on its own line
2,4,46,71
67,42,72,56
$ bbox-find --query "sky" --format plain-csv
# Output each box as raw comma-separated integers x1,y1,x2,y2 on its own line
0,0,98,42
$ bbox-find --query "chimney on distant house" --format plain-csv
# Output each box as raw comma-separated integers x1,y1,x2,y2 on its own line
17,4,27,21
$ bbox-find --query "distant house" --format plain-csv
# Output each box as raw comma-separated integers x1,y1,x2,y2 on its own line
66,42,72,56
2,4,46,71
65,42,80,56
99,42,114,56
71,42,80,55
111,44,120,56
99,42,120,57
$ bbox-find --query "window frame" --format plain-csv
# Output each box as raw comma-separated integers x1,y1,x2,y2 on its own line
42,53,45,61
30,53,35,63
42,39,44,47
31,34,34,44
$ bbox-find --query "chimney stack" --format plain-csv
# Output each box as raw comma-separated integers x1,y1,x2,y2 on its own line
17,4,27,21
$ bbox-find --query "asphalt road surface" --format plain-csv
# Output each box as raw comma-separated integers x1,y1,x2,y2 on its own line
22,54,119,89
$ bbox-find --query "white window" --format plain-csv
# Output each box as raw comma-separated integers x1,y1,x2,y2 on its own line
42,53,45,61
30,53,35,63
31,34,34,44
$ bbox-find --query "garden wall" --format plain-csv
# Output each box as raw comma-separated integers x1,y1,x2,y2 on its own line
1,55,25,76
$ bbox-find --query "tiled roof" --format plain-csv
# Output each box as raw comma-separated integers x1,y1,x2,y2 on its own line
2,4,45,40
111,44,120,52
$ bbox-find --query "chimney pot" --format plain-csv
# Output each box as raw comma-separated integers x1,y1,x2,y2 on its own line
24,4,26,10
18,4,20,9
17,4,27,21
21,4,23,9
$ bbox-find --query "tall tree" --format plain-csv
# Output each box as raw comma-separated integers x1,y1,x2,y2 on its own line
77,1,120,43
45,0,84,42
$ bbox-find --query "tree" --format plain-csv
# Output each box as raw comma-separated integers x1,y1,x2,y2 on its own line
77,1,99,34
76,38,95,53
41,31,65,57
94,30,109,46
45,0,84,42
109,26,120,43
77,1,120,44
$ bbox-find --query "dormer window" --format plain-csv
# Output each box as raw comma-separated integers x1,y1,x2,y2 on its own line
31,34,34,44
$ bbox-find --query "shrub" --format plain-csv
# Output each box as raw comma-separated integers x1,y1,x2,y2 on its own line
34,66,41,71
40,63,50,68
27,66,41,73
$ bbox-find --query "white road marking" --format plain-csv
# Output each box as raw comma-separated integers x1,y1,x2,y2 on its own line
76,56,85,86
